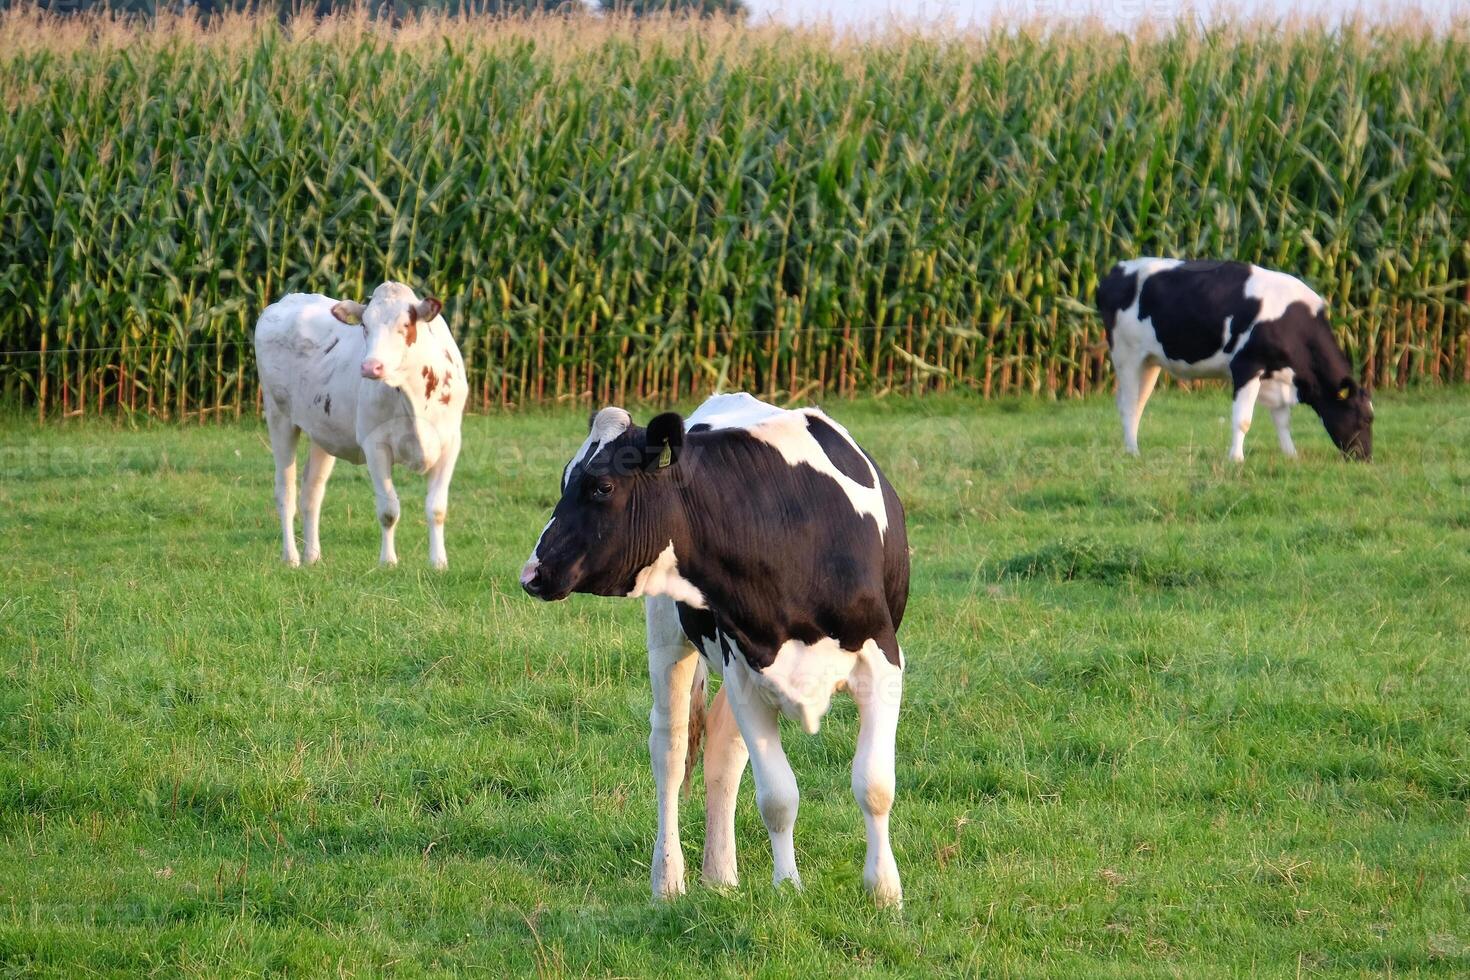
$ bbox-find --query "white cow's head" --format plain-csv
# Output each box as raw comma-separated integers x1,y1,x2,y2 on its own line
330,282,442,383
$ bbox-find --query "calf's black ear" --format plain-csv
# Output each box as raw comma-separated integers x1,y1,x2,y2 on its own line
644,412,685,469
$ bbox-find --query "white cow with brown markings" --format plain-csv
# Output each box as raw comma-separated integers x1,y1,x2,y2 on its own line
254,281,467,568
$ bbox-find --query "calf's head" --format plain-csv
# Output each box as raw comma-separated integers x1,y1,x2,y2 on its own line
330,282,442,383
1316,377,1373,461
521,408,686,601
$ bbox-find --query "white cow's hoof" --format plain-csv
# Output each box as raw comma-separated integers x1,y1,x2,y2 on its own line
283,555,301,568
652,861,687,901
701,863,739,890
771,871,803,892
430,558,448,571
304,552,321,565
867,872,903,909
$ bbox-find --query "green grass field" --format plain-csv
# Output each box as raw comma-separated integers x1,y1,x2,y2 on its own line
2,389,1468,977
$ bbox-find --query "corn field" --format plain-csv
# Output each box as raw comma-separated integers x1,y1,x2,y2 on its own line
1,10,1466,420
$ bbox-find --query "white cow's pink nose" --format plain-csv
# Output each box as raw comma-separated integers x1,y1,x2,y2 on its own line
520,557,540,587
361,358,385,380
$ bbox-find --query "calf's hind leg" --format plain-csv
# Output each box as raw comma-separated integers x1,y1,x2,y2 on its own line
851,644,904,907
701,684,749,888
265,404,301,566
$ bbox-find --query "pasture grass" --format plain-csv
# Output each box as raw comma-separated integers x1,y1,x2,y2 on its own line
1,389,1468,976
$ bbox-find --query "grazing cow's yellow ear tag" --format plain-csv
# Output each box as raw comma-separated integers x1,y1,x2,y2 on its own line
1338,385,1351,401
657,443,673,469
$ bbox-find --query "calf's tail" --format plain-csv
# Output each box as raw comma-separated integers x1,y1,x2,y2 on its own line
682,656,707,797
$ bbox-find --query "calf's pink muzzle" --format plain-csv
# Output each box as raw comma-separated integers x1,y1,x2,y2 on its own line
361,358,386,380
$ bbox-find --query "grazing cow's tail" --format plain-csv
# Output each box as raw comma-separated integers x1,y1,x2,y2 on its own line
682,657,707,796
1094,263,1138,348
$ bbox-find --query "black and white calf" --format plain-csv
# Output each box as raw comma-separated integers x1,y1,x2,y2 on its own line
521,393,910,906
1097,258,1373,461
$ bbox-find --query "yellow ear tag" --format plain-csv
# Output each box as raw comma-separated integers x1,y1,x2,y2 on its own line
658,443,673,469
1338,386,1351,401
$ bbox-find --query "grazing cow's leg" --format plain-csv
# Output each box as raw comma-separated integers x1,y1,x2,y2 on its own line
300,442,336,565
646,597,698,899
1130,361,1162,449
1228,375,1262,462
265,406,301,566
724,662,801,889
424,433,461,570
1114,352,1149,455
701,684,748,888
1260,382,1297,458
365,444,401,566
1271,403,1297,457
851,645,903,907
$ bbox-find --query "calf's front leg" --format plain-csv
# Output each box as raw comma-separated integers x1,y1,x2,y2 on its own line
645,598,700,899
724,662,801,890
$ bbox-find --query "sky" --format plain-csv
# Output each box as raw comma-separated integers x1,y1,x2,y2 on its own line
741,0,1466,30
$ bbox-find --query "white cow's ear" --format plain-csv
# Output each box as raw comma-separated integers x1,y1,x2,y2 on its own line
331,300,366,326
413,297,442,323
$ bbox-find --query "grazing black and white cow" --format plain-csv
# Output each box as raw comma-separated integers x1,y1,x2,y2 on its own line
520,393,910,906
1096,258,1373,461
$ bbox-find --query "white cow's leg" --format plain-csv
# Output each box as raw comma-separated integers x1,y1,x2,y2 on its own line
725,663,801,889
851,648,903,908
265,407,301,566
1229,376,1262,462
1114,352,1145,455
645,597,698,899
424,434,460,570
300,442,336,565
701,684,748,888
365,444,400,566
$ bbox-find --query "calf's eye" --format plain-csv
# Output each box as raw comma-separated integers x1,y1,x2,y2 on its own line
593,481,614,499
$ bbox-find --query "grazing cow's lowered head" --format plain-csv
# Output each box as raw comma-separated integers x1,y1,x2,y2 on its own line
1316,377,1374,461
330,281,443,383
521,407,687,601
